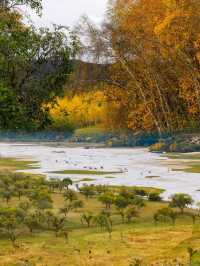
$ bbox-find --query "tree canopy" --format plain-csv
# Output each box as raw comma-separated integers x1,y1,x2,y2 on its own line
0,0,74,130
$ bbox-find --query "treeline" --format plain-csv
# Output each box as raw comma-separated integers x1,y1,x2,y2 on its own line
74,0,200,134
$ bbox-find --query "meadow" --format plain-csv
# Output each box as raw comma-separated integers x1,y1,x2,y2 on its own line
0,158,199,266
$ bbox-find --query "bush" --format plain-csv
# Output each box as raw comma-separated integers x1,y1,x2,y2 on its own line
133,188,147,197
148,192,162,202
169,142,177,152
149,141,166,152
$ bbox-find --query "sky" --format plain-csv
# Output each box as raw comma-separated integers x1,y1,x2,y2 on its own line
24,0,108,28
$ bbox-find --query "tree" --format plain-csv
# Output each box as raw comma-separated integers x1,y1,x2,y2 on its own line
0,207,22,247
115,195,129,223
72,200,84,211
154,208,178,225
148,192,162,202
24,212,40,234
76,0,200,134
170,193,194,213
0,0,42,14
15,180,26,200
187,247,198,266
60,203,73,217
18,200,31,212
44,210,54,229
63,190,77,202
47,178,60,192
115,195,129,209
51,215,66,237
1,189,14,204
30,190,53,211
0,0,75,130
130,196,145,209
81,213,93,228
125,207,138,223
62,178,73,191
98,192,115,209
94,213,107,230
79,185,95,198
104,215,113,240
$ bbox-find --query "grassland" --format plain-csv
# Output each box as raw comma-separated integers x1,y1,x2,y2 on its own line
0,156,199,265
0,191,200,266
50,169,122,175
162,153,200,174
0,157,39,171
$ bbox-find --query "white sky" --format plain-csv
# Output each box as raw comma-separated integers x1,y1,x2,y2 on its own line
24,0,108,28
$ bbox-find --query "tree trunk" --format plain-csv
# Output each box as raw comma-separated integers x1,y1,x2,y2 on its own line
117,56,162,135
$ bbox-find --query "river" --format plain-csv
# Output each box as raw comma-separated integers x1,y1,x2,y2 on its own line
0,142,200,203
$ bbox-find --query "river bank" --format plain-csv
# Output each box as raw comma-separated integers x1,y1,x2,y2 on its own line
1,129,200,153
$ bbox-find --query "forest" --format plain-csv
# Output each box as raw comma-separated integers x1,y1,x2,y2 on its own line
0,0,200,135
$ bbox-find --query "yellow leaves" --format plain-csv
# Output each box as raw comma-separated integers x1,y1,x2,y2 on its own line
49,91,107,128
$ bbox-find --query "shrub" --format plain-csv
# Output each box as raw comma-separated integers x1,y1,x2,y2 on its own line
149,141,166,152
148,192,162,202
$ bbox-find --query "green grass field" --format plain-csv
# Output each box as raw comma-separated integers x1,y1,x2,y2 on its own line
163,153,200,174
0,157,39,171
50,169,122,175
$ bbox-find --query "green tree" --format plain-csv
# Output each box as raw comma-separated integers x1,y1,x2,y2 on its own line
24,212,40,234
62,178,73,191
115,195,129,223
170,193,194,214
154,208,178,225
0,0,74,130
115,195,129,209
98,192,115,209
0,207,22,247
60,203,73,217
79,185,96,198
51,215,66,237
187,247,198,266
63,189,77,202
30,190,53,211
125,207,138,223
1,189,14,204
81,212,93,228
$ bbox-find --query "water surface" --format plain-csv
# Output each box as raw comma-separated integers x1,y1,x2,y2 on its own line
0,142,200,202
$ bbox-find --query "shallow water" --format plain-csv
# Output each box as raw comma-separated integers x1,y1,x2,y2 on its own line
0,142,200,202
